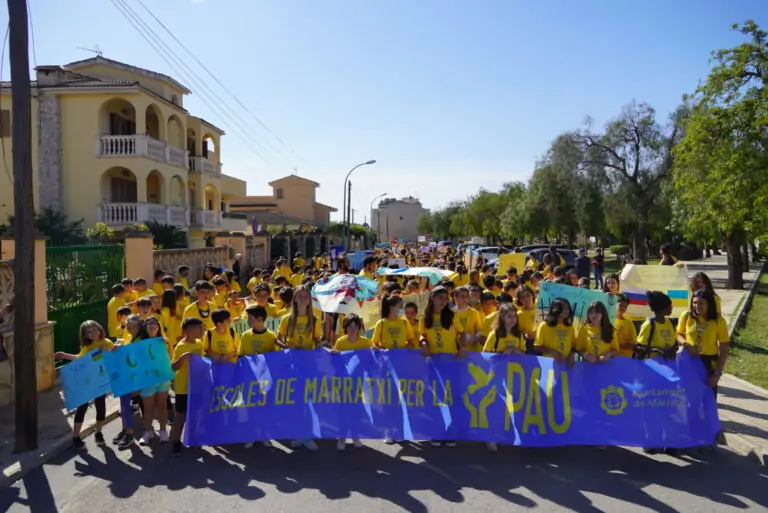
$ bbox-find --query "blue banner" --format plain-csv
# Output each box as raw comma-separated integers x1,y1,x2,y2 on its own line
101,338,175,397
60,349,112,410
183,350,720,447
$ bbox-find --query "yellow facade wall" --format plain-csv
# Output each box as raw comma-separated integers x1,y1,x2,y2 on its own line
0,92,40,223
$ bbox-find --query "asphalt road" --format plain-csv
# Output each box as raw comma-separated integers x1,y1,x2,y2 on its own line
1,419,767,513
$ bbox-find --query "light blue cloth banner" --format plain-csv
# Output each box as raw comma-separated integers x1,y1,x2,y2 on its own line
102,338,175,397
537,281,618,323
377,266,447,285
184,350,720,448
59,348,112,410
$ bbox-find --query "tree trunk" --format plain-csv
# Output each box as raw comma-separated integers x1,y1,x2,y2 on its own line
704,242,711,259
632,223,648,264
751,242,759,262
8,0,38,452
742,244,750,272
725,231,744,290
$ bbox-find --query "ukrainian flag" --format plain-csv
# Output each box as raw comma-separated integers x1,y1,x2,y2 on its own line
667,289,689,309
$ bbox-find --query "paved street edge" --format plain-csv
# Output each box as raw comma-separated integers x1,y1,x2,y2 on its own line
0,404,121,488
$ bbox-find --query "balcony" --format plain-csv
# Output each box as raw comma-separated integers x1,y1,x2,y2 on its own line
99,203,189,228
96,135,189,170
192,209,222,229
189,156,222,177
221,212,247,232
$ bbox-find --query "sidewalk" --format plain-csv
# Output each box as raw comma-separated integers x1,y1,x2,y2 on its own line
0,384,120,487
684,255,768,465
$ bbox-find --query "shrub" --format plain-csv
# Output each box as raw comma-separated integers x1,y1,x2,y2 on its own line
609,244,630,255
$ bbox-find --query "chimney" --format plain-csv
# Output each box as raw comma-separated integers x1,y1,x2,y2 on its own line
35,66,66,86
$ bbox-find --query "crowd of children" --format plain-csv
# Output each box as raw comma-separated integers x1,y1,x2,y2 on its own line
61,246,729,456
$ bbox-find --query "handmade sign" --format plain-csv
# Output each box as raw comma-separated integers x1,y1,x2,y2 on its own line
60,348,112,410
536,281,617,327
497,253,526,272
619,264,690,318
184,350,719,448
101,338,175,397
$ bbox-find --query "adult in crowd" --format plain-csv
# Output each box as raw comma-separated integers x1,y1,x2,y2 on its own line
575,248,591,287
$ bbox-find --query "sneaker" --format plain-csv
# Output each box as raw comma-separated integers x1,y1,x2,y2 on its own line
303,439,318,451
336,439,346,451
445,441,457,448
139,431,152,446
486,442,498,453
171,441,182,457
244,442,254,449
262,440,273,448
72,437,86,450
94,432,106,447
430,441,442,448
384,437,394,445
157,430,169,444
112,430,126,445
117,434,134,450
353,439,363,449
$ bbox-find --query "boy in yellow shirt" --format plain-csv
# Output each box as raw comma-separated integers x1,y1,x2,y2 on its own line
169,317,205,457
107,284,127,339
204,308,240,363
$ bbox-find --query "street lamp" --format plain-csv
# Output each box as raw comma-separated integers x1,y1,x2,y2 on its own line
370,192,387,245
342,159,376,248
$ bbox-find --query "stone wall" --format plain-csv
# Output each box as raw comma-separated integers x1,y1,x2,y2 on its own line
37,92,63,211
0,323,56,407
153,246,229,282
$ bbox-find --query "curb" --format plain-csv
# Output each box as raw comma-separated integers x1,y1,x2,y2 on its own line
0,405,121,488
728,261,765,337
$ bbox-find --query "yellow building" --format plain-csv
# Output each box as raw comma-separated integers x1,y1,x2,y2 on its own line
0,56,247,247
230,174,337,230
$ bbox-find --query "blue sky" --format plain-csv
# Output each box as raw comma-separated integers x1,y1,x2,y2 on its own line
2,0,764,222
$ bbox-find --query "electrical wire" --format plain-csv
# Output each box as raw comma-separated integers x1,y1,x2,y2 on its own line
132,0,310,167
26,0,35,67
111,0,272,165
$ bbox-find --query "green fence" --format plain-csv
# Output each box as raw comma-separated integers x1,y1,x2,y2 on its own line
46,244,124,362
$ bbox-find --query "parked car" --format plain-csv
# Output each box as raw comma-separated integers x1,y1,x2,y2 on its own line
529,248,578,267
475,246,513,261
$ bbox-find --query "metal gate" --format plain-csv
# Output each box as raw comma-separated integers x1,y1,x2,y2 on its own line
46,244,125,359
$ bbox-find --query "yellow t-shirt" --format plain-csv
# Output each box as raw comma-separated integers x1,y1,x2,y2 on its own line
479,311,499,338
152,283,165,297
676,311,729,356
359,269,377,281
637,317,677,350
483,331,525,354
334,335,373,351
454,306,481,338
614,317,638,357
372,318,414,349
247,276,261,294
576,324,620,357
161,306,181,346
517,308,536,338
135,289,153,299
289,273,304,288
452,273,470,287
534,322,575,359
213,293,227,309
294,257,306,268
106,296,126,338
238,328,278,355
77,339,114,358
182,301,215,331
178,277,189,291
204,328,240,363
172,339,204,395
419,314,464,354
278,315,322,349
228,301,246,320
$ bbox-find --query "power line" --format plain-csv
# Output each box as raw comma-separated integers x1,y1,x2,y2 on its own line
111,0,273,166
25,0,35,67
132,0,310,167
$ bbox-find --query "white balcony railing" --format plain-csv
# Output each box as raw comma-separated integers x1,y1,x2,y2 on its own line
221,214,247,232
193,209,222,229
189,156,222,177
96,135,189,170
99,203,190,227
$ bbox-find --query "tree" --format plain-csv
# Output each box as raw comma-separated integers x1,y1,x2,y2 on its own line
1,207,86,245
575,101,687,261
145,221,187,249
673,20,768,289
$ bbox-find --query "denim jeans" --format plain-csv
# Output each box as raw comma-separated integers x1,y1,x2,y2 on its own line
593,268,604,289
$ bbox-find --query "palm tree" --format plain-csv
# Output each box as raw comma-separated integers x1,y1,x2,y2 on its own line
1,208,86,246
145,220,187,249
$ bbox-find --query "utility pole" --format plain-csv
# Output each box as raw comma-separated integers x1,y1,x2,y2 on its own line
346,181,352,249
8,0,38,452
